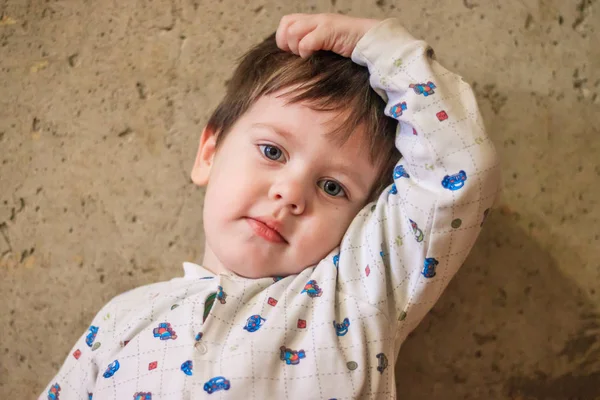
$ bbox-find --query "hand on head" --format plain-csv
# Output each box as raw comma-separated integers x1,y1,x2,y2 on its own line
275,13,379,58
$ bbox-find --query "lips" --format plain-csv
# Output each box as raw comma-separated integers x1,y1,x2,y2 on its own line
246,217,287,244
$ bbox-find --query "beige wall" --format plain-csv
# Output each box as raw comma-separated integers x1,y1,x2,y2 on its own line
1,0,598,398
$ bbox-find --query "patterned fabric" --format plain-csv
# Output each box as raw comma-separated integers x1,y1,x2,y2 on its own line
40,19,500,400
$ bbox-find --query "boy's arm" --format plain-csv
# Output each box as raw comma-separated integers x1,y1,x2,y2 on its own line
348,19,500,332
279,15,501,335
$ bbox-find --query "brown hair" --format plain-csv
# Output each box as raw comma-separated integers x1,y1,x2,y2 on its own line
206,33,400,202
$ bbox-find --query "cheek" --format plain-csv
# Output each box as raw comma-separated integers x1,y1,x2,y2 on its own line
297,208,353,250
204,177,244,218
204,157,262,216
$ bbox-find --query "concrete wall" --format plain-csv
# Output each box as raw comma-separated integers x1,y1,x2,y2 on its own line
1,0,598,398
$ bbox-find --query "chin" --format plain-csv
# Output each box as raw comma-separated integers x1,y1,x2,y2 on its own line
222,257,276,279
227,261,303,279
215,245,330,279
229,267,267,279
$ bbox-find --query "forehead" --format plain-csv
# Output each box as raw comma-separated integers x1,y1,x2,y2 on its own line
244,93,370,153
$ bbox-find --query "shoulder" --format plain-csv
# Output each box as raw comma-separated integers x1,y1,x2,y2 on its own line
99,276,189,316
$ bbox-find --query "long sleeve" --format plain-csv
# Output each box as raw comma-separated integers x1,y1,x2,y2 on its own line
38,297,119,400
336,19,501,346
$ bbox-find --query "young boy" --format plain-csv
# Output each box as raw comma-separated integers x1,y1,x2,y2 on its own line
40,13,500,399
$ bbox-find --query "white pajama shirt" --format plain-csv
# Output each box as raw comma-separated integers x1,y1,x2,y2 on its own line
41,19,500,400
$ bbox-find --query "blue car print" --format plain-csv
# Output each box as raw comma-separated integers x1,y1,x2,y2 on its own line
301,280,323,298
180,360,193,376
333,318,350,336
422,258,439,278
409,81,436,96
152,322,177,340
103,360,120,378
133,393,152,400
243,315,266,333
389,183,398,195
394,165,410,179
204,376,231,394
85,325,99,347
47,383,60,400
441,170,467,190
333,253,339,268
280,346,306,365
390,102,407,118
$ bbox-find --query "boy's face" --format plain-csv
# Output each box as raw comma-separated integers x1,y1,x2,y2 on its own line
191,92,379,278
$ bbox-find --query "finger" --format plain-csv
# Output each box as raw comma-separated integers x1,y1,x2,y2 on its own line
275,14,304,52
286,17,319,56
298,29,324,58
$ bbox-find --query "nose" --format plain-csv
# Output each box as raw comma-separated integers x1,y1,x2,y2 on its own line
269,177,307,215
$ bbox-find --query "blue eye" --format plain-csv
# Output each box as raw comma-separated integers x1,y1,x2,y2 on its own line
259,145,283,161
319,180,346,197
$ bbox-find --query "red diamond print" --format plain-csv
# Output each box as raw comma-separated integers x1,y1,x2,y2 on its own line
365,265,371,277
123,340,130,347
149,361,157,370
297,319,306,329
412,128,418,135
73,349,81,359
436,110,448,121
267,297,278,306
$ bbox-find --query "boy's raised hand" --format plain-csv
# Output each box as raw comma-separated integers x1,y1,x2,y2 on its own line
276,13,379,59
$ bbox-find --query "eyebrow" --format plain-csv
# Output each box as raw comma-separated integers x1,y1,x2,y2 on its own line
251,123,371,196
251,123,298,145
332,166,370,195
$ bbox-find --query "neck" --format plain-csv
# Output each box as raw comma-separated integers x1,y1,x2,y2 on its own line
201,241,228,275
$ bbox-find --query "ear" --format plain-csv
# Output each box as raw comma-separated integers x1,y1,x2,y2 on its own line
190,125,218,186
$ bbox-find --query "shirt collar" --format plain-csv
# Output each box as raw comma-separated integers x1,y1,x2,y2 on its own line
182,262,215,279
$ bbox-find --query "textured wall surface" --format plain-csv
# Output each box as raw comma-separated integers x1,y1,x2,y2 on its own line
1,0,598,398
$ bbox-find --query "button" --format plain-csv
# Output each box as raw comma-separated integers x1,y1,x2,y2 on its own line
398,311,407,321
194,341,207,354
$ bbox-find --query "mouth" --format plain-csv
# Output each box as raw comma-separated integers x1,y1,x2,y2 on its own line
245,217,287,244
